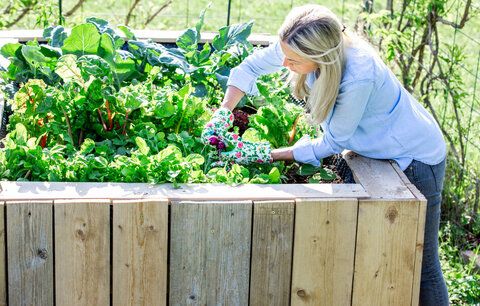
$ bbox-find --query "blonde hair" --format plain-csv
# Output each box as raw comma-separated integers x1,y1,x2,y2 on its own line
279,5,347,124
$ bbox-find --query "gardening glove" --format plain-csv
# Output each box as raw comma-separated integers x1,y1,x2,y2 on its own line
201,107,234,146
220,132,272,164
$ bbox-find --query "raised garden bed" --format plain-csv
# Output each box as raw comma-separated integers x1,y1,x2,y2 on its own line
0,22,427,305
0,152,426,305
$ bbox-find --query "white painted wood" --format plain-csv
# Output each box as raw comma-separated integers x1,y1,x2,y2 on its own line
0,29,274,45
0,182,368,201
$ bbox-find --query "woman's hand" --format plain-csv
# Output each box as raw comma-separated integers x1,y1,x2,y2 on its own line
220,133,272,164
201,107,234,146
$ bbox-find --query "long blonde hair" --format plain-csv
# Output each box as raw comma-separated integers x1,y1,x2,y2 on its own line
279,5,347,124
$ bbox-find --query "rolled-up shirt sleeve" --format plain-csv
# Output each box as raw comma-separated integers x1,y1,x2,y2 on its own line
292,80,375,165
227,41,285,95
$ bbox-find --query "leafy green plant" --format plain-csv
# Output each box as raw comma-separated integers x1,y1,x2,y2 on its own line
0,12,336,184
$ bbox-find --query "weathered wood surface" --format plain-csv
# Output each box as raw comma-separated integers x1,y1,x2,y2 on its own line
169,201,252,305
0,203,6,306
291,198,358,306
54,200,110,306
352,200,420,306
388,160,428,306
342,151,414,199
250,200,295,306
112,199,168,306
6,201,53,306
0,181,368,201
0,29,275,45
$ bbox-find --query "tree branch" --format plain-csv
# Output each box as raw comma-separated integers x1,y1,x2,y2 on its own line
125,0,141,26
64,0,88,17
437,0,471,29
143,0,172,27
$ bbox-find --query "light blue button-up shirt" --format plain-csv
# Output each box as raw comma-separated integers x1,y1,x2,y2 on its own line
227,39,446,170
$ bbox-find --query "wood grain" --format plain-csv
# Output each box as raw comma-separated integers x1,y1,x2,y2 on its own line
352,199,420,306
112,199,168,306
250,201,295,305
54,200,110,306
169,201,252,305
291,198,358,306
6,201,53,306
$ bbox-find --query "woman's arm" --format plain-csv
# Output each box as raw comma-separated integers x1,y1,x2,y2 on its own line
226,41,285,97
292,80,376,166
220,86,246,110
271,147,294,162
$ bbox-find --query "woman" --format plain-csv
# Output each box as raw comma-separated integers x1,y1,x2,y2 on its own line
202,5,449,305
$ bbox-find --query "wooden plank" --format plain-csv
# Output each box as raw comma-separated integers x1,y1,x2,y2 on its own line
0,181,368,201
169,201,252,305
112,199,168,306
0,203,6,306
250,201,295,305
54,200,110,306
6,201,53,306
411,198,426,306
389,160,428,306
291,198,358,306
0,29,275,45
342,151,414,199
351,199,420,306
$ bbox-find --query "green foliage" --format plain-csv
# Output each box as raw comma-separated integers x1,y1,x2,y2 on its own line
440,222,480,304
0,15,329,184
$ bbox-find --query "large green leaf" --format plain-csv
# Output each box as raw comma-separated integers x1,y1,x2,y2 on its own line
117,25,136,40
62,23,101,56
0,43,22,58
21,45,49,65
43,26,67,48
99,33,115,61
212,21,253,51
176,28,199,52
55,54,83,85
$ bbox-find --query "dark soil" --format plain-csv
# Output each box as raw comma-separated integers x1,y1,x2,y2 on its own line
284,154,354,184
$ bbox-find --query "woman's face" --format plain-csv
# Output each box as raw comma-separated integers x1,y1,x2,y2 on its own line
280,41,318,74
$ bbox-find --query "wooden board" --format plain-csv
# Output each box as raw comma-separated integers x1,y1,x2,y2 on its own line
0,29,275,45
389,160,428,306
291,198,358,306
6,201,53,306
169,201,252,305
351,199,420,306
54,200,110,306
250,201,295,305
0,181,368,201
342,151,414,199
112,199,168,306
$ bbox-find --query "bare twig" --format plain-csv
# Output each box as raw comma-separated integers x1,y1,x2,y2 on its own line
437,0,472,29
143,0,172,27
2,1,13,14
125,0,141,26
5,7,31,28
64,0,88,17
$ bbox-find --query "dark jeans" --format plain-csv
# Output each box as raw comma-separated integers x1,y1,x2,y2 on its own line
403,158,449,306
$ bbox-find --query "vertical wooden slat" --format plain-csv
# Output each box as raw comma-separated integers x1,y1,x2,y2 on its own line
54,200,110,306
291,198,358,306
250,200,294,306
352,200,419,306
0,203,6,306
6,201,53,306
169,201,252,305
112,199,168,306
411,199,427,306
